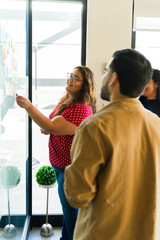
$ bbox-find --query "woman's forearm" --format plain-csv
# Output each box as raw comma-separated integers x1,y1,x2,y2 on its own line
26,105,78,135
16,95,78,135
26,103,53,132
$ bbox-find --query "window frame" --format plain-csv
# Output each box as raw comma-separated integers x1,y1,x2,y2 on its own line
29,0,87,228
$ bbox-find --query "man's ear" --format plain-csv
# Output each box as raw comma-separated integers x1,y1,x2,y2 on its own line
108,72,118,87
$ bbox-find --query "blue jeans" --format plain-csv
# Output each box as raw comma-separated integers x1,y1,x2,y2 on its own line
53,165,78,240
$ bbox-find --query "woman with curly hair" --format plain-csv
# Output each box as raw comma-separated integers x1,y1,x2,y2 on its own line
16,65,96,240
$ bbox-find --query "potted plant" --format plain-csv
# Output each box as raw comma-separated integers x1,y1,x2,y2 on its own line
36,165,56,186
35,165,57,237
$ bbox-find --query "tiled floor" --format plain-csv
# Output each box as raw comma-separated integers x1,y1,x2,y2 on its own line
28,227,61,240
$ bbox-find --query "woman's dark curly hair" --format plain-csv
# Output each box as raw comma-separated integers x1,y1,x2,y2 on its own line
152,69,160,100
54,66,96,116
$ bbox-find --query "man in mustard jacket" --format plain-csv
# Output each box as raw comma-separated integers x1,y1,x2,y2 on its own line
64,49,160,240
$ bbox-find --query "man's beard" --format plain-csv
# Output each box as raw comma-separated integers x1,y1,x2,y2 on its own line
100,81,110,101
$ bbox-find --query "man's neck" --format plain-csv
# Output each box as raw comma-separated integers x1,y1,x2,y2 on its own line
110,92,126,102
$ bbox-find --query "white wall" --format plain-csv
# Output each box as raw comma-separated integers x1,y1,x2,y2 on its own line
86,0,133,110
134,0,160,18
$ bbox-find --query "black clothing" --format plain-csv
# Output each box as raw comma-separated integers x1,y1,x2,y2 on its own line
139,96,160,117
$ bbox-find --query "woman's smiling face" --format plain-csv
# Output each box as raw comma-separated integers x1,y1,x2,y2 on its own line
65,69,84,97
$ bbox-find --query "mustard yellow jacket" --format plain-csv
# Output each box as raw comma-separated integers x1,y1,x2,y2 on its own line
64,98,160,240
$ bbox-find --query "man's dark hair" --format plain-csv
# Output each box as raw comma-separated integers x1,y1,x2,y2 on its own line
109,49,153,98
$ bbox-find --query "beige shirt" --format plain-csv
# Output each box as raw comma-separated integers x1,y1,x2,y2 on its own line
64,98,160,240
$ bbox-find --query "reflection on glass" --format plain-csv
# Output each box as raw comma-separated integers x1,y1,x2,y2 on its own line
0,166,21,238
0,0,28,238
32,1,82,214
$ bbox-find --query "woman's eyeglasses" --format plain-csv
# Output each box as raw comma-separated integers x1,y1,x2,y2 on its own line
67,73,83,82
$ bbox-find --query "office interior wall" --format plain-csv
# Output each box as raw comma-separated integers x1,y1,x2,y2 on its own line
86,0,133,110
134,0,160,19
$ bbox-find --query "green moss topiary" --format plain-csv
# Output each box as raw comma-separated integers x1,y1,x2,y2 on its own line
0,165,21,188
36,165,57,186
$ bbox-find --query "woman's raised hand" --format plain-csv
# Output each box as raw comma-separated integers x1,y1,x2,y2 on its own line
16,95,31,109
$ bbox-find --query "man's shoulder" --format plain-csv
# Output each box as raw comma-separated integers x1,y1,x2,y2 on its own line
143,107,160,123
79,105,115,129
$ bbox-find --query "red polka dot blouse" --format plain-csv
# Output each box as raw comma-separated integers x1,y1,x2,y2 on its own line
48,102,93,168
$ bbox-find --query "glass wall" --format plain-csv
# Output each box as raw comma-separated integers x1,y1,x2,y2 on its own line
0,0,86,233
135,30,160,69
0,0,28,239
133,0,160,68
32,0,83,214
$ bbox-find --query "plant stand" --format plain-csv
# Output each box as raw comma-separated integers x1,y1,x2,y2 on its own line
39,183,57,237
3,187,17,238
